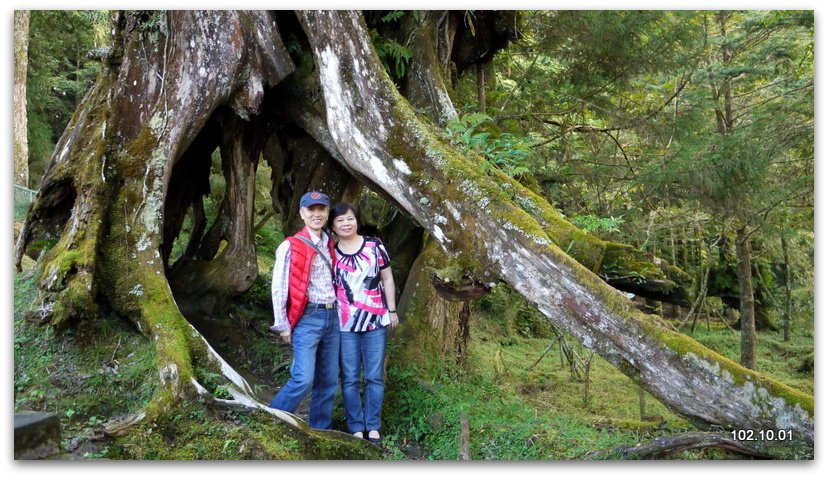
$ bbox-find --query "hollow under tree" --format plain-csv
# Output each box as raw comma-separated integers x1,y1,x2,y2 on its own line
15,10,813,457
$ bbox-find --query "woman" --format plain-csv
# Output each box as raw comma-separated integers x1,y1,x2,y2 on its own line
329,202,399,444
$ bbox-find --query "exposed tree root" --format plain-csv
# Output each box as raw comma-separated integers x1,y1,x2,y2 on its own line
593,431,775,459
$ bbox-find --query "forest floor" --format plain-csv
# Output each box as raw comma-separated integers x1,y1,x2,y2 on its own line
389,300,814,460
13,249,814,460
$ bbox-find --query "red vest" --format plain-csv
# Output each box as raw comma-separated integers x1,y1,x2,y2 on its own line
285,227,336,329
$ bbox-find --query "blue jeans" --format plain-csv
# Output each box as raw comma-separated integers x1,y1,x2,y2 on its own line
340,326,387,434
270,305,340,429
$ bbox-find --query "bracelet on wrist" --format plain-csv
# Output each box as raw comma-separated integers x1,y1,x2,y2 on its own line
388,309,397,313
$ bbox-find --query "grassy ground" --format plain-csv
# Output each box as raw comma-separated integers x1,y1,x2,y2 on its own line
12,269,372,460
14,270,158,458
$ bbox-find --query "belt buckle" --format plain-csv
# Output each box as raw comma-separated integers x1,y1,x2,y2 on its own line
325,303,334,309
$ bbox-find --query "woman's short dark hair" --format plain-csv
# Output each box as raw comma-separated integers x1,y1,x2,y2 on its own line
329,202,361,230
329,202,383,239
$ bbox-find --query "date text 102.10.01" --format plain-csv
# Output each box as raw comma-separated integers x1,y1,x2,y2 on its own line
730,429,793,441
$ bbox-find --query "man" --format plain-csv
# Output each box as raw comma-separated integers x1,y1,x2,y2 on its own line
269,191,339,429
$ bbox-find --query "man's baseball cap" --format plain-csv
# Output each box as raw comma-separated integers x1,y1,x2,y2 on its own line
299,191,330,208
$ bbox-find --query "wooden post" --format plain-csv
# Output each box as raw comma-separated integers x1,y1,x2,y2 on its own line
583,351,594,408
639,386,647,420
459,412,471,460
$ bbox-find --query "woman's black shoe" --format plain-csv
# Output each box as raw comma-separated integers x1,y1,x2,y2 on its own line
366,431,381,445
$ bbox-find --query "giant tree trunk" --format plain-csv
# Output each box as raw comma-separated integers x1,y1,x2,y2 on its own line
16,10,812,456
12,12,353,451
299,10,812,448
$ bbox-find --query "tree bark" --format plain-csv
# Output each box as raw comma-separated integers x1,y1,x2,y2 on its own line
16,10,302,427
781,234,792,342
458,412,471,460
396,241,468,368
298,10,812,446
396,11,458,127
736,225,757,370
14,10,30,188
167,111,263,316
752,262,779,332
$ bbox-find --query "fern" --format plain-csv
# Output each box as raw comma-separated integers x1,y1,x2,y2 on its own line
372,33,412,80
381,11,406,23
571,215,625,234
445,114,538,178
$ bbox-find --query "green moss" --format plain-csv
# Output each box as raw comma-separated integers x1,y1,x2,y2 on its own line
664,264,692,287
599,244,692,305
426,252,483,284
602,244,661,282
495,174,607,270
93,181,202,417
393,246,451,369
50,276,95,327
639,320,814,416
492,201,552,246
54,250,83,277
141,270,197,384
119,126,162,179
15,286,159,451
107,401,377,460
549,245,645,321
36,236,101,327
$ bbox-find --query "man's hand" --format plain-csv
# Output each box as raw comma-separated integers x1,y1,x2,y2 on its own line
270,326,292,345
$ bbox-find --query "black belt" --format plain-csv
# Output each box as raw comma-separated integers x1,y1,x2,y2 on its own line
307,302,336,310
